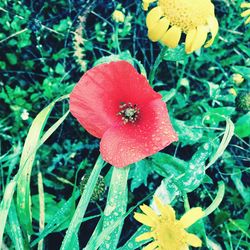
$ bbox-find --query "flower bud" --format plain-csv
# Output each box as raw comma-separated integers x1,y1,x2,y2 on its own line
112,10,125,23
232,73,244,86
79,174,105,202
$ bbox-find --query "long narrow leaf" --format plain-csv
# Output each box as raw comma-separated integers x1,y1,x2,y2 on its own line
30,192,79,247
7,201,24,250
60,155,104,250
16,96,69,234
99,166,130,250
0,180,16,247
206,118,234,169
204,181,225,217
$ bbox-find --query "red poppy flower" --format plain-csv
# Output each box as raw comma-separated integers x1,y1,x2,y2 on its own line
70,61,178,168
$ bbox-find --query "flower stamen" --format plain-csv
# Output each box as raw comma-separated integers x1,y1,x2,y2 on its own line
117,102,140,124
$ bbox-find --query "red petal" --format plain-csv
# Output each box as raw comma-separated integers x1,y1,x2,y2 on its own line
100,99,178,167
70,61,161,138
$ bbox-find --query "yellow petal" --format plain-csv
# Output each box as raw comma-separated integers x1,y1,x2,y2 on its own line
136,232,154,242
134,212,155,227
241,2,250,8
189,25,208,53
179,207,204,228
154,196,175,221
241,9,250,17
160,25,182,48
146,6,163,30
148,17,170,42
185,29,197,53
245,16,250,24
143,241,159,250
185,233,202,247
142,0,157,11
140,204,158,220
205,16,219,48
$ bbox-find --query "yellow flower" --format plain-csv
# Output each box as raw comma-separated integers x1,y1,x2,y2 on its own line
241,2,250,25
142,0,219,53
228,88,237,96
112,10,125,23
232,73,244,85
134,197,204,250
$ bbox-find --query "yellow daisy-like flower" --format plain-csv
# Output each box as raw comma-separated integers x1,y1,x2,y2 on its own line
241,2,250,25
134,197,204,250
142,0,219,53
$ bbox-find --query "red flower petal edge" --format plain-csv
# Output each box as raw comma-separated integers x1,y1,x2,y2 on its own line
70,61,178,167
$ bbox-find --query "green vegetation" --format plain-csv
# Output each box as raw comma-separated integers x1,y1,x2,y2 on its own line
0,0,249,249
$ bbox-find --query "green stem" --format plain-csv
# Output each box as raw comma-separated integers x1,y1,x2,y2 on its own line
176,55,189,91
149,46,168,85
115,23,121,54
183,192,190,211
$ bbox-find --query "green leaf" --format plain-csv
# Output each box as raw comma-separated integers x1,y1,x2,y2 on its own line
232,66,250,79
118,226,150,250
130,160,151,192
231,170,250,204
0,180,17,248
151,152,186,178
178,143,211,192
160,89,176,103
55,63,65,75
16,95,69,234
32,193,70,230
151,143,211,193
53,18,72,32
204,107,235,125
98,166,130,250
93,50,134,67
172,119,203,146
6,202,24,250
6,53,18,65
154,177,179,204
163,45,186,61
204,181,225,217
206,117,234,169
30,193,79,247
228,219,250,233
60,155,104,250
235,112,250,138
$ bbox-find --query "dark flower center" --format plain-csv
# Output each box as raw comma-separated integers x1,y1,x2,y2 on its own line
117,102,140,124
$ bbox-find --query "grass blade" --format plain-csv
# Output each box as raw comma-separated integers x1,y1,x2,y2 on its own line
16,96,69,234
60,155,104,250
30,192,79,247
0,180,17,247
99,166,130,250
38,172,45,250
118,225,149,250
7,201,24,250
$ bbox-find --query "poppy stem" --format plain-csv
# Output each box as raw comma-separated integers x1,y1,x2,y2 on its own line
149,46,168,85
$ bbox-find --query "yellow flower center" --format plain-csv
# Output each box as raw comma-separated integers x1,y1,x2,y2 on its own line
155,218,186,250
158,0,214,33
